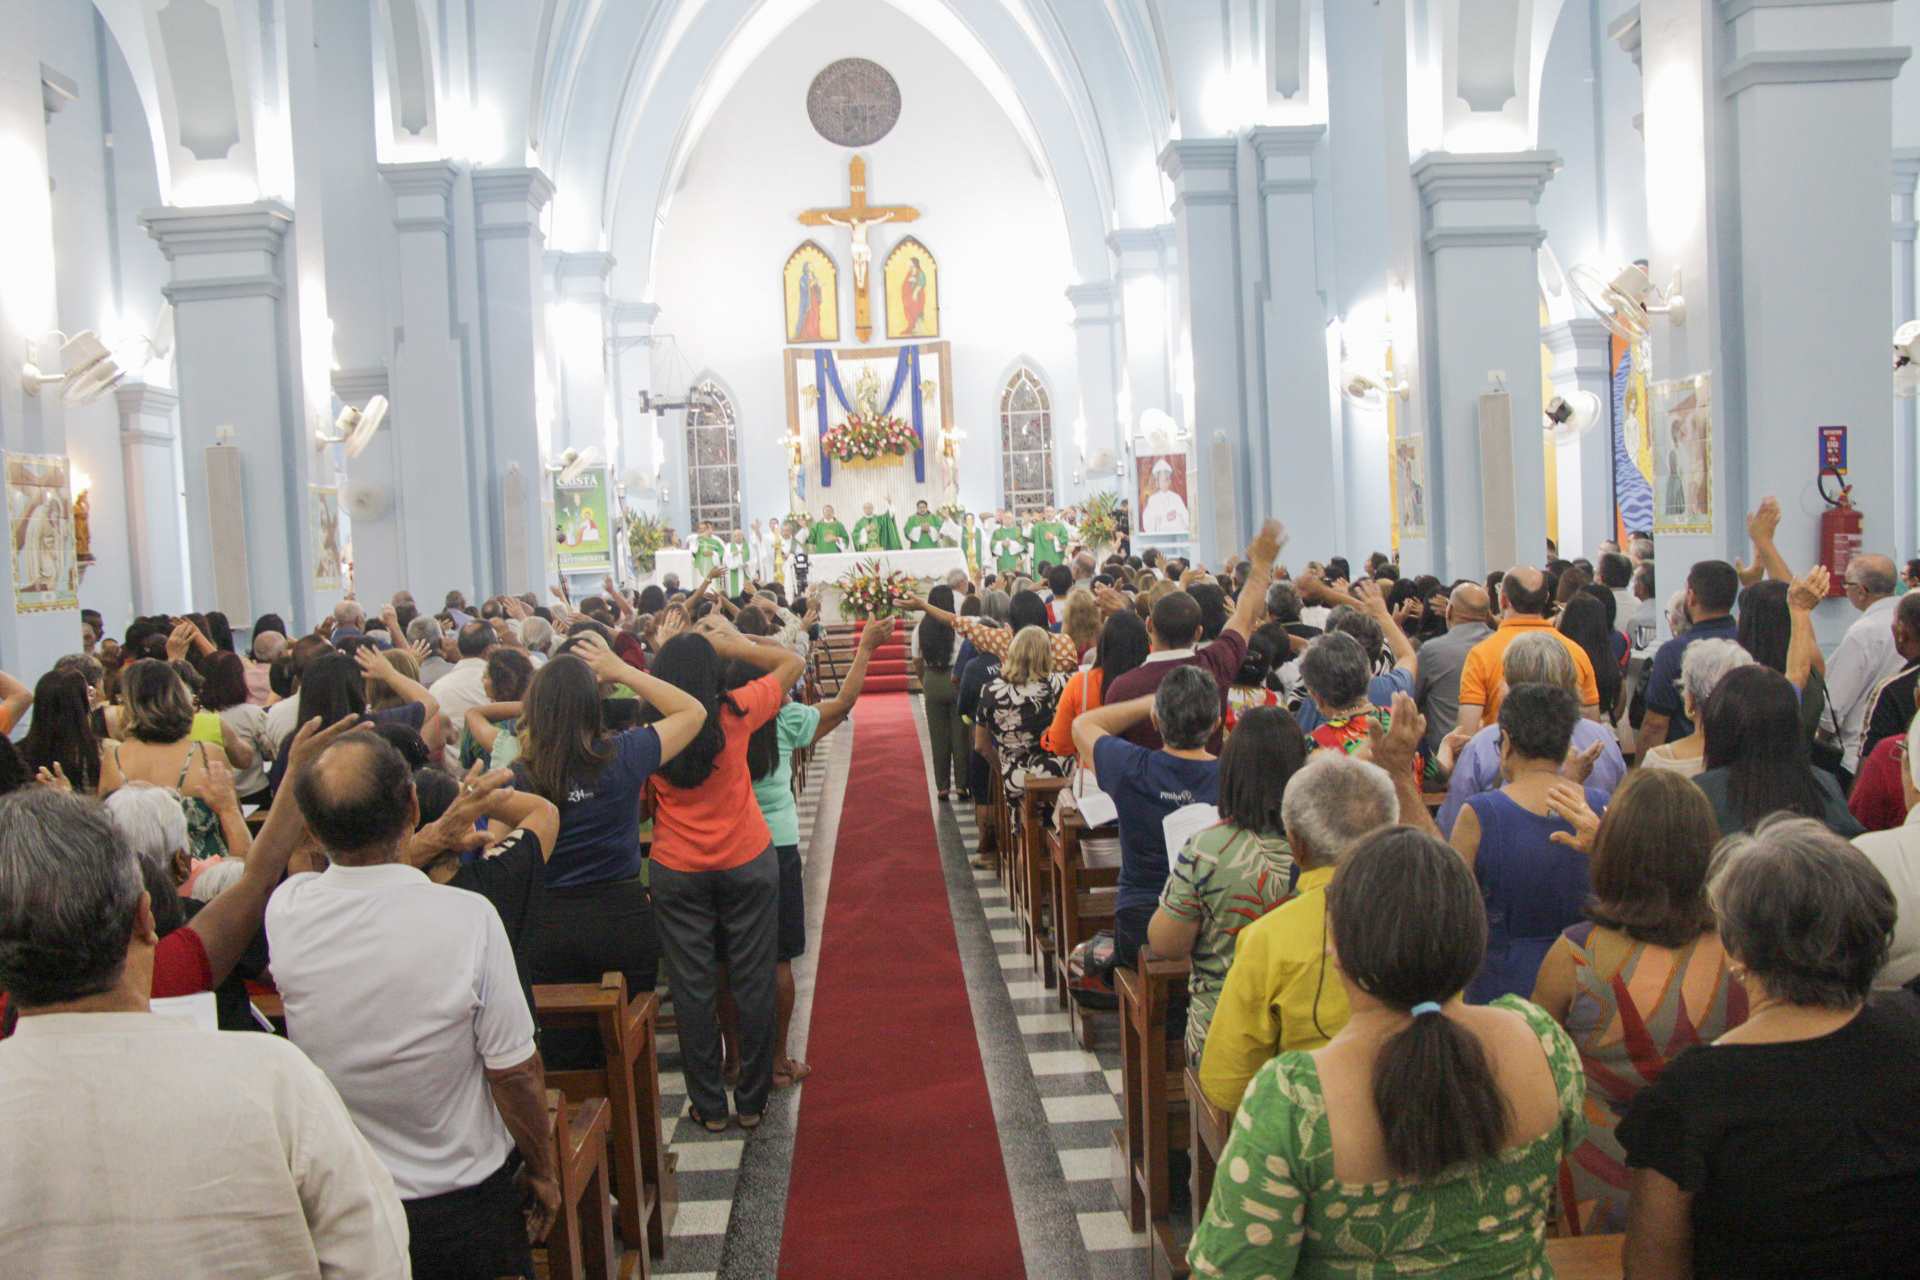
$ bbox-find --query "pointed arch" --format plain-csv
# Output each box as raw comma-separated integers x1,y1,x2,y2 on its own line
999,364,1055,515
685,376,742,533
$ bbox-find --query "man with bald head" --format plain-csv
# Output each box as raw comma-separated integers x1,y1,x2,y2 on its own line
1454,566,1602,736
1411,582,1494,753
246,630,286,704
268,730,559,1279
1829,553,1907,772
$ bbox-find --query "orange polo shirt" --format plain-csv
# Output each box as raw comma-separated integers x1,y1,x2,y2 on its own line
1456,614,1601,722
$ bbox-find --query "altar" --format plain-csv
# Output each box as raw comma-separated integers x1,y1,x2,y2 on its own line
803,547,967,615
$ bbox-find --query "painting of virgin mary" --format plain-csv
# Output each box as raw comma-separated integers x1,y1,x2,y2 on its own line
783,241,838,344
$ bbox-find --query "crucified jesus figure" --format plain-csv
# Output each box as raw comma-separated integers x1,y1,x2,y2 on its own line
820,209,895,292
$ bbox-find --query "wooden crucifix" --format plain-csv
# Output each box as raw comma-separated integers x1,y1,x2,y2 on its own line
798,156,919,343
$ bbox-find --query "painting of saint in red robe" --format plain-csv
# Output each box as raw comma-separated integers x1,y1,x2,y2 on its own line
884,237,939,339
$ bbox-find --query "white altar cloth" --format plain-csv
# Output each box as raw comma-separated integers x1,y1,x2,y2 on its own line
800,547,967,614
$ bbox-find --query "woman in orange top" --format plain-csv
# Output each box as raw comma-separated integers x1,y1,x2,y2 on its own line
1044,611,1150,755
646,615,805,1131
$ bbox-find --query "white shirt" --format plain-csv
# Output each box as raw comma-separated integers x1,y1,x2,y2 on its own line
430,657,490,767
1855,803,1920,988
219,701,271,795
1828,595,1905,770
263,694,304,758
0,1011,410,1278
267,862,536,1199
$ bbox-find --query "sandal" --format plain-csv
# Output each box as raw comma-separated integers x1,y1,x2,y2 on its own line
685,1104,727,1134
737,1112,763,1130
773,1059,813,1089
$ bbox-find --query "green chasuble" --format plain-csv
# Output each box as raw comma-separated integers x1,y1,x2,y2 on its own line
722,540,750,595
1029,520,1071,567
989,525,1027,575
692,534,725,576
903,512,943,549
851,515,881,552
810,520,849,553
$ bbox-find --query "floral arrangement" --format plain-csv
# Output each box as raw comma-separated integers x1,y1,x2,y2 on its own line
822,412,919,463
625,511,671,573
935,502,967,526
835,558,914,619
1079,489,1122,551
785,510,813,535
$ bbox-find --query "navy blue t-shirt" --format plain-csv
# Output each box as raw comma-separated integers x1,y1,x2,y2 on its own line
1095,736,1220,913
1643,615,1743,741
513,725,662,888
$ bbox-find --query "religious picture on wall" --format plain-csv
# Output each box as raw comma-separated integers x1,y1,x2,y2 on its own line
7,452,77,613
310,486,343,592
1651,375,1712,534
784,241,839,344
1394,435,1428,540
884,237,938,339
1136,452,1191,535
552,466,615,572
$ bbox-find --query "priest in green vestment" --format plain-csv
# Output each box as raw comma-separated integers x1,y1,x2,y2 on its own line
809,505,850,553
692,522,725,577
851,501,903,552
903,499,943,549
989,513,1027,577
1026,505,1071,568
722,528,751,595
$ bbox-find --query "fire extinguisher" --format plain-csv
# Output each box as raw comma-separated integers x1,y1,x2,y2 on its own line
1819,467,1862,598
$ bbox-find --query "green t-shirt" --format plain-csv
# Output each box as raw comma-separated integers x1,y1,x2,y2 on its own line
810,520,849,553
903,512,942,549
751,701,821,847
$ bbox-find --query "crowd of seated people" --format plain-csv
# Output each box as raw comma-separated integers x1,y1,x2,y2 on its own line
6,500,1920,1277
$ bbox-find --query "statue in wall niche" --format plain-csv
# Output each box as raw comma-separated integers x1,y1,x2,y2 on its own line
853,364,884,417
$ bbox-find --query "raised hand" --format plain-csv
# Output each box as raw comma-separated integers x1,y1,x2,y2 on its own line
1094,583,1129,615
165,619,196,663
201,756,241,815
1363,692,1426,779
1747,495,1781,546
655,605,688,644
34,762,72,793
569,632,630,682
1789,564,1830,612
858,617,892,652
284,713,367,776
1245,519,1287,572
354,645,399,685
1546,781,1601,853
409,638,434,663
1562,739,1604,785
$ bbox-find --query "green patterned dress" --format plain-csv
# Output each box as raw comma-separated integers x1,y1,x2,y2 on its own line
1188,997,1587,1280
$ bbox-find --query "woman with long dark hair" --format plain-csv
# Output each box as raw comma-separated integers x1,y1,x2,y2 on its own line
1189,827,1586,1277
1737,577,1829,738
913,584,963,800
1697,664,1862,836
263,649,437,796
1556,591,1623,723
512,633,706,1066
646,617,805,1130
17,668,100,793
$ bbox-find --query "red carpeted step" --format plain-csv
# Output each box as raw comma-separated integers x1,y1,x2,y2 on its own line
860,675,912,693
865,659,911,676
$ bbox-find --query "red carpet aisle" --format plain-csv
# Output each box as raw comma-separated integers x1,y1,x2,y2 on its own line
778,693,1025,1277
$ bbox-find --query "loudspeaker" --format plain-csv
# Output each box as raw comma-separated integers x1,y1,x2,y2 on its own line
203,445,253,621
1478,392,1517,573
500,466,528,597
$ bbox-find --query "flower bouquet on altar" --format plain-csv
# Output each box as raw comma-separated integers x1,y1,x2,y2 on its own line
1078,489,1122,554
625,512,670,573
822,412,918,464
835,558,915,619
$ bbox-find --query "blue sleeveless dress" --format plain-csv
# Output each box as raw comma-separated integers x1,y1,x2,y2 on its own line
1464,786,1608,1004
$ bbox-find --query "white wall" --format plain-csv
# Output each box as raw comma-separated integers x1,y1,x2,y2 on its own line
636,0,1080,530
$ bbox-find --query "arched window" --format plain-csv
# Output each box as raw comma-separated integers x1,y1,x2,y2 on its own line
685,381,740,534
999,367,1054,516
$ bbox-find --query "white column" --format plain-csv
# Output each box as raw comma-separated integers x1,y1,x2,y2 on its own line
1412,152,1559,579
142,202,314,626
610,301,669,523
1249,125,1340,545
1161,140,1248,562
380,159,482,599
1066,281,1123,505
116,382,188,616
1109,226,1177,434
1894,148,1919,559
472,169,555,597
1542,318,1617,559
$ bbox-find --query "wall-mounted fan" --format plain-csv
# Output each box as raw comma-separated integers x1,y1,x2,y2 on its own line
316,395,389,457
1897,321,1919,399
1340,362,1410,412
620,468,653,495
1568,262,1685,342
1087,447,1118,474
552,446,601,484
344,482,390,520
1137,407,1178,453
1544,391,1604,444
22,331,125,405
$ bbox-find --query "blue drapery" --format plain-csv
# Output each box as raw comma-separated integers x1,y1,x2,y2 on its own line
815,346,925,486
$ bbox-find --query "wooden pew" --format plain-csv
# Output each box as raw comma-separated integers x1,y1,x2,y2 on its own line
1045,805,1119,1046
1113,952,1193,1239
1018,776,1071,982
542,1089,620,1280
535,974,678,1262
1544,1234,1624,1280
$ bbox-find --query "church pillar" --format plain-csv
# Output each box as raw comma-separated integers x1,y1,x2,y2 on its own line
142,202,314,627
471,169,555,598
1161,141,1248,562
1248,126,1340,550
329,369,394,604
1109,226,1178,439
549,251,615,459
1893,149,1919,558
116,382,188,616
610,301,667,524
1412,152,1559,578
1066,281,1123,506
379,160,481,601
1543,318,1617,559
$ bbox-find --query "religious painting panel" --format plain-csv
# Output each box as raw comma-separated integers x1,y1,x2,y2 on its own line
7,452,77,612
1650,375,1712,534
784,242,839,344
1136,452,1193,535
310,486,343,592
552,467,614,573
884,237,938,339
1394,436,1428,541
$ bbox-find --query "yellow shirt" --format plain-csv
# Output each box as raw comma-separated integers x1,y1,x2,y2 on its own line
1196,864,1349,1111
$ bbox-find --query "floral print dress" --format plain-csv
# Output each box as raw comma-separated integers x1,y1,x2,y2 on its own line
1189,996,1587,1280
979,673,1070,797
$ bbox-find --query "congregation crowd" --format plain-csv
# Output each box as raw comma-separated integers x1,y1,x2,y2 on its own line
3,491,1920,1278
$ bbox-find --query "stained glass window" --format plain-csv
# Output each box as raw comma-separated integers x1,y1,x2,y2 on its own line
685,382,741,534
999,368,1054,516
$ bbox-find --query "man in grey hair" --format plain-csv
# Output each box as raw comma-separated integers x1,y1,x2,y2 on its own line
407,613,455,683
1197,750,1398,1110
329,599,367,647
0,788,410,1277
